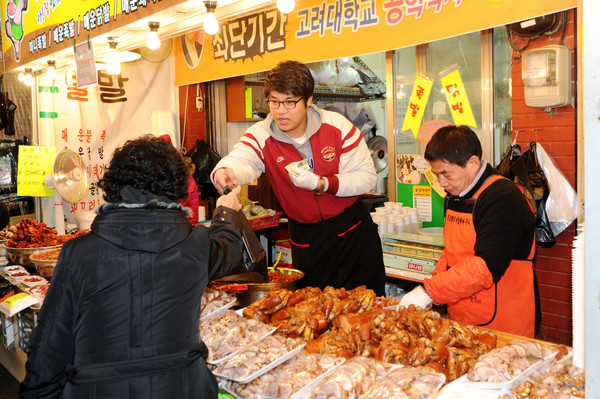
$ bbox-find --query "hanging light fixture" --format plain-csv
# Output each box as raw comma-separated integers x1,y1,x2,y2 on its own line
203,1,219,35
47,60,56,79
106,38,121,75
146,21,161,51
277,0,295,14
18,68,34,86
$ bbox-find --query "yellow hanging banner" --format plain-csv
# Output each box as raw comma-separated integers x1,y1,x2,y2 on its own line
17,146,56,197
440,70,477,128
401,75,433,138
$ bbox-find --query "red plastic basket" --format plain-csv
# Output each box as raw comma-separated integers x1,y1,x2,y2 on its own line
248,212,282,230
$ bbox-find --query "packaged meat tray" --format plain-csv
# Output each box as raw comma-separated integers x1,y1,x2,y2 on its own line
200,288,237,321
212,334,305,384
222,353,345,399
307,356,398,399
361,367,446,399
200,310,275,364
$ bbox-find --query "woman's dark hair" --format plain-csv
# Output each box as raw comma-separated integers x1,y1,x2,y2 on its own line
424,125,482,167
99,135,188,203
263,60,314,104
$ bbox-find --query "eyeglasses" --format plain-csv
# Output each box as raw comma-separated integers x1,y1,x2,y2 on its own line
266,98,303,110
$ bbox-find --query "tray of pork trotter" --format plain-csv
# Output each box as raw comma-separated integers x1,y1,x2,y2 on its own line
199,282,579,398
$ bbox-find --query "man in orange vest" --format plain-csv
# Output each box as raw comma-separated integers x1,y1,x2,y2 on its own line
400,125,537,338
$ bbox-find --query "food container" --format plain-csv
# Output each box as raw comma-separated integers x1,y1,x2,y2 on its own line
29,248,62,278
3,245,62,269
235,267,304,308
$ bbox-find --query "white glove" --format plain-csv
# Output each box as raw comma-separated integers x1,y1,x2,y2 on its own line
289,166,320,191
399,286,433,310
412,155,430,174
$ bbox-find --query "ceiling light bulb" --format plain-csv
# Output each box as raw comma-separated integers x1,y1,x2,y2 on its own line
23,68,34,86
106,41,121,75
47,60,56,79
204,12,219,35
146,21,161,51
203,1,219,35
18,72,25,82
277,0,295,14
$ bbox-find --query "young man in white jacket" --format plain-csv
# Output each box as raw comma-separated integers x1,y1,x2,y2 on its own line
211,60,385,295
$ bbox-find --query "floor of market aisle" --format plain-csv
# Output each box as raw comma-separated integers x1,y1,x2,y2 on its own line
0,364,20,399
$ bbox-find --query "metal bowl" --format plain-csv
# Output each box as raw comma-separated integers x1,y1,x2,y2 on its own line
235,267,304,308
29,248,62,278
3,245,62,269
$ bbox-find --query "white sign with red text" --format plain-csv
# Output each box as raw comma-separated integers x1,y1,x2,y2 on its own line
36,57,177,227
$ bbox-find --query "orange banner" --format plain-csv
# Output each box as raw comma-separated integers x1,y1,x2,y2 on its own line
174,0,575,85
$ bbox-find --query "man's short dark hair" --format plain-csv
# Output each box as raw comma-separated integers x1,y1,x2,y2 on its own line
263,60,314,105
99,135,188,203
424,125,482,167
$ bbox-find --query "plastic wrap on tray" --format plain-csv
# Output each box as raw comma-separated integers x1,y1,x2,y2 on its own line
213,334,305,384
200,310,275,364
360,367,446,399
465,340,559,387
224,353,344,399
200,288,236,321
307,356,397,399
499,363,585,399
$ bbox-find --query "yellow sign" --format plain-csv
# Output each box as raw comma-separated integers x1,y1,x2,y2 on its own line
174,0,575,85
413,185,431,197
17,146,56,197
440,69,477,128
1,0,186,72
402,75,433,137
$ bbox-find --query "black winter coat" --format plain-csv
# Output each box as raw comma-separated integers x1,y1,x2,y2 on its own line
20,191,245,398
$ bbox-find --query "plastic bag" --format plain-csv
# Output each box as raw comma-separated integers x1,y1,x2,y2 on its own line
535,143,583,236
497,142,556,247
215,209,268,283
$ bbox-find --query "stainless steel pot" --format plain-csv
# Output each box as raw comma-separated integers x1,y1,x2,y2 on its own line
4,245,62,269
235,267,304,308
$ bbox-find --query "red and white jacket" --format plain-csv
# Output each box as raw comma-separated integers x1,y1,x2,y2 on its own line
211,105,377,223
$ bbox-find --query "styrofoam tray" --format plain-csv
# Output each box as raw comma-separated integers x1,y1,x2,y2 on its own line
289,357,345,399
200,297,237,321
459,349,558,391
213,343,306,384
20,275,48,287
207,326,276,365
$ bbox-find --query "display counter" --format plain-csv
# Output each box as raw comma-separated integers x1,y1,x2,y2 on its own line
1,270,580,396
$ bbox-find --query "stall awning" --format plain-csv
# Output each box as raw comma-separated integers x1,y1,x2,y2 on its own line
174,0,575,85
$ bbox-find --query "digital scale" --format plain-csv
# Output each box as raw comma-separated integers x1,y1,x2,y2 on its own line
382,230,444,281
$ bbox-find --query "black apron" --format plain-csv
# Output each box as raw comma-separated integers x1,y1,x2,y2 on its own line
288,199,385,296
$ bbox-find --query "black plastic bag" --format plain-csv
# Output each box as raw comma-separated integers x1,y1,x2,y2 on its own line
185,139,221,213
497,142,556,247
215,210,268,283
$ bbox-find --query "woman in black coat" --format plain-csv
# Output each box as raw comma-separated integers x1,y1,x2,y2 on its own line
20,136,246,398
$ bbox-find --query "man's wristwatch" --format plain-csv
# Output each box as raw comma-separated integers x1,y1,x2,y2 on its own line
313,176,326,196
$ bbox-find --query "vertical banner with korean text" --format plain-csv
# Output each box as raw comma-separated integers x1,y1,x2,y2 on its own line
401,75,433,137
36,58,177,226
440,70,477,128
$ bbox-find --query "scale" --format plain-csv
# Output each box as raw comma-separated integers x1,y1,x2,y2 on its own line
382,231,444,281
